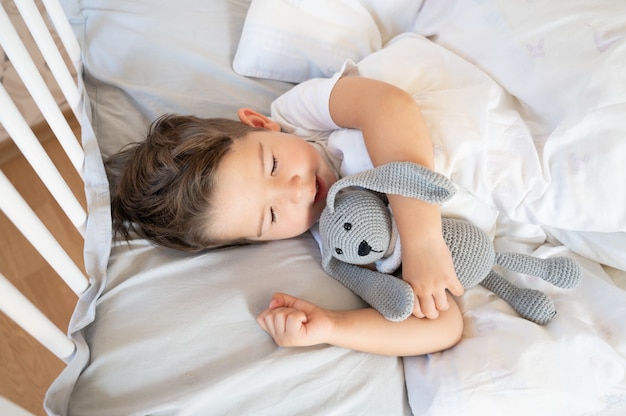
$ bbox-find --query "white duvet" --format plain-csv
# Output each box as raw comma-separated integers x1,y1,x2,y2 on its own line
323,32,626,415
337,33,626,235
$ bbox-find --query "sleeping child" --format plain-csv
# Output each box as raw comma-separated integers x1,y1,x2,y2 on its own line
104,60,464,356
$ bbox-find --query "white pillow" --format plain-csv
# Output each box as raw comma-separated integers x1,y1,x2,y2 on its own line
71,0,294,158
233,0,422,83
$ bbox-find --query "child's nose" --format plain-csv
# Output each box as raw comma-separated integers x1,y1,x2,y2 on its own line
279,175,302,204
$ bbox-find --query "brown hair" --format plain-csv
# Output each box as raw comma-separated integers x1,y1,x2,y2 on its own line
105,114,261,252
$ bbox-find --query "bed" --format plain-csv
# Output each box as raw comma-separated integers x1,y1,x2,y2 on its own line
1,0,625,414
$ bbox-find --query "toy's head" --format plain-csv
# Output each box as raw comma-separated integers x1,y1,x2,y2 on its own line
320,162,456,270
320,189,392,266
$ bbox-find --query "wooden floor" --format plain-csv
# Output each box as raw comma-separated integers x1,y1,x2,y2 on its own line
0,117,85,416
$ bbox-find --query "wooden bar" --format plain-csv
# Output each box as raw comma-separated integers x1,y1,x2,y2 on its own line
14,0,81,121
0,83,86,237
0,273,76,360
40,0,82,70
0,3,83,177
0,395,35,416
0,171,88,295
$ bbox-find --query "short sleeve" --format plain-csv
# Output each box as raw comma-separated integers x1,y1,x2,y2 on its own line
270,60,359,137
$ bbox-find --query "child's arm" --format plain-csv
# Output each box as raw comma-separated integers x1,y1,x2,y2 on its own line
257,292,463,356
328,76,464,319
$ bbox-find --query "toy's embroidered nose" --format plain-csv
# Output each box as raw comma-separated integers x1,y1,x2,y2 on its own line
358,240,382,256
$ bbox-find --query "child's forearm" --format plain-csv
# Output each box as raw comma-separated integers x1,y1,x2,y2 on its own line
389,194,443,246
325,293,463,356
257,293,463,356
329,76,443,243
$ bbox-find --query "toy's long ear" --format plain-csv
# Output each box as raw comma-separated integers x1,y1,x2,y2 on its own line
327,162,456,211
322,255,414,322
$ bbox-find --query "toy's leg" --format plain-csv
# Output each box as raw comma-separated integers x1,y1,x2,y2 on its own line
327,259,415,322
480,270,557,325
495,253,581,289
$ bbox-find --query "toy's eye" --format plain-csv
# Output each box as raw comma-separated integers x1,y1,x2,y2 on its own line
335,248,343,255
343,223,352,231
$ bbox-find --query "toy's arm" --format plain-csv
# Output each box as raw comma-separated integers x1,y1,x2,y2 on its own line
325,162,456,209
323,257,414,322
256,292,463,356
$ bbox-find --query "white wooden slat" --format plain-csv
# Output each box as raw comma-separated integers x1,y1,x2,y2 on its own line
0,395,35,416
0,273,76,361
40,0,81,70
0,2,83,177
14,0,81,121
0,83,86,237
0,171,88,295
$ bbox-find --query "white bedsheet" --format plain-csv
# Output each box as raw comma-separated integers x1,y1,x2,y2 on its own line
66,236,410,415
48,1,411,414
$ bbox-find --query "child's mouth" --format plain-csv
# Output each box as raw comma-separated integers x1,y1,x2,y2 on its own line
314,176,328,204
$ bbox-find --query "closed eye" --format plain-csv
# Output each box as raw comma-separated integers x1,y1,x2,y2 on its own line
271,156,278,175
270,207,276,223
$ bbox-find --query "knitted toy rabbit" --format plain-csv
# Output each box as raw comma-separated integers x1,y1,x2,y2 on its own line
319,162,581,324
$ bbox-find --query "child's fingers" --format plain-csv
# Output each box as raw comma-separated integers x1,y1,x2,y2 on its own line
267,292,301,309
434,291,450,312
414,290,457,319
268,292,317,314
256,308,273,332
448,280,465,297
257,294,308,330
267,293,286,310
284,309,309,338
257,306,309,347
412,296,425,318
416,294,439,319
412,309,425,319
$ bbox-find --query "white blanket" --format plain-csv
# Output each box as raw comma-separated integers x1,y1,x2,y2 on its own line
329,33,626,415
337,33,625,234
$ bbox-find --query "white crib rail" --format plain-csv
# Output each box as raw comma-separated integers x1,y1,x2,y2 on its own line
0,272,76,360
0,395,35,416
0,1,84,176
0,82,86,236
0,171,88,296
0,0,88,394
13,0,81,121
40,0,81,70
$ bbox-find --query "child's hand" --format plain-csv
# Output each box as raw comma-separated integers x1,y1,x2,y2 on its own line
256,293,332,348
403,236,464,319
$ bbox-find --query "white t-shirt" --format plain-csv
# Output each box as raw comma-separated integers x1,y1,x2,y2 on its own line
270,60,376,179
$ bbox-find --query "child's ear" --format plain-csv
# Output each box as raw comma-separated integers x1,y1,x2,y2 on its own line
237,108,281,131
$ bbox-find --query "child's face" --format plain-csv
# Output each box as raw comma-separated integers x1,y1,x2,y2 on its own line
210,130,337,242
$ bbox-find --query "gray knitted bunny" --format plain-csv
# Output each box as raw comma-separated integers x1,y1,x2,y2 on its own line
319,162,581,324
